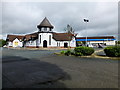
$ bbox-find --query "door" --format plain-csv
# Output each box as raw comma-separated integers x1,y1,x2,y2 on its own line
43,40,47,48
64,43,68,48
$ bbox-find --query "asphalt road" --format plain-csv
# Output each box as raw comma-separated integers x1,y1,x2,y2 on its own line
2,48,119,88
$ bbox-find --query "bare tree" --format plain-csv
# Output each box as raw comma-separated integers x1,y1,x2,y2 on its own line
64,24,75,48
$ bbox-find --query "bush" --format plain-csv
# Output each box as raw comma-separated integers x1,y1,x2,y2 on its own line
104,46,120,57
71,52,75,55
64,50,71,56
74,52,83,56
60,50,65,54
74,46,94,56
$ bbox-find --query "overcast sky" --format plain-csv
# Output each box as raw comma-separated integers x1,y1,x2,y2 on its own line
1,0,118,40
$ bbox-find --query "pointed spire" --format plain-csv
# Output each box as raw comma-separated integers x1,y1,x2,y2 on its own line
37,17,54,29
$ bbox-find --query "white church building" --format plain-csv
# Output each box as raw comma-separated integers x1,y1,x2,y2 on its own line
6,17,76,48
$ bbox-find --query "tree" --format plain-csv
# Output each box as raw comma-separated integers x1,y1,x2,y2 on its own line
66,24,74,34
65,24,75,48
0,39,6,47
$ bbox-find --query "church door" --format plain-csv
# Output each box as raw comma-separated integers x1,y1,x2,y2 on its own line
64,43,68,48
43,40,47,48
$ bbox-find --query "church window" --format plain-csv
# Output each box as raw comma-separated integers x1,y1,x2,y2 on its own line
59,42,60,46
40,35,41,43
49,35,51,45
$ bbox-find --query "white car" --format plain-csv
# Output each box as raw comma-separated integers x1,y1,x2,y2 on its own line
88,44,94,48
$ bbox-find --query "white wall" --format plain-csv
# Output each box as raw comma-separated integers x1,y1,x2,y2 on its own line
13,38,23,47
70,38,76,47
54,39,76,47
25,40,38,47
105,41,115,45
89,40,115,45
8,41,13,47
38,33,76,47
38,33,53,47
51,38,57,47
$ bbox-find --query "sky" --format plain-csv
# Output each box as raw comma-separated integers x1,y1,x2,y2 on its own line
1,0,119,40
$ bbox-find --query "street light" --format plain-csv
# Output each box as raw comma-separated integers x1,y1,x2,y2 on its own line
83,18,89,46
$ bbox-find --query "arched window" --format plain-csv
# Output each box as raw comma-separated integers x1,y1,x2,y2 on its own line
40,35,41,43
49,35,51,45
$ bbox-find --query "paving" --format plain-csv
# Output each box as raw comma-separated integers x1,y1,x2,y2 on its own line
95,49,106,56
2,48,119,88
2,56,69,88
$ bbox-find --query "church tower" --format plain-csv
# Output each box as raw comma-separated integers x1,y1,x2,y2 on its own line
37,17,54,32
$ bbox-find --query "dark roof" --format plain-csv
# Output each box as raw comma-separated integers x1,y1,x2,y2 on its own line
76,36,115,39
37,17,54,28
6,32,39,42
53,33,75,41
6,35,25,42
25,32,38,41
6,32,75,42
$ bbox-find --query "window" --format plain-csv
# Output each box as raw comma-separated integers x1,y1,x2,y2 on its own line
49,35,51,45
40,35,41,43
39,28,41,31
59,42,60,46
14,41,18,46
41,28,44,31
57,42,58,47
44,27,47,31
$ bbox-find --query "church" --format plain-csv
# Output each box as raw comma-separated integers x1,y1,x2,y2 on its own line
6,17,76,48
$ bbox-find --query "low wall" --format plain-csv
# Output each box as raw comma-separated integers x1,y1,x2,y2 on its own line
25,46,75,48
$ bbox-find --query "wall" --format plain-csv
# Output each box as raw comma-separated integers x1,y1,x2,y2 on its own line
38,33,54,47
25,40,38,47
54,39,76,47
13,38,23,47
8,41,13,47
89,40,116,45
70,38,76,47
24,32,76,48
38,33,76,48
105,41,116,45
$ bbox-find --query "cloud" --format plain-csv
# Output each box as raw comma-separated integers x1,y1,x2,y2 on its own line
2,2,44,34
1,2,118,40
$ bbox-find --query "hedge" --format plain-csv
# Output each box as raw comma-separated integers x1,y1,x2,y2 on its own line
60,50,74,56
104,46,120,57
60,50,65,54
64,50,72,56
74,46,94,56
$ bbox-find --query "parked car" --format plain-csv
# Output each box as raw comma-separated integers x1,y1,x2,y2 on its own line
98,43,103,48
88,44,94,48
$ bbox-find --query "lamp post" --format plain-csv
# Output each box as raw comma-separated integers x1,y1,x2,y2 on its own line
83,18,89,46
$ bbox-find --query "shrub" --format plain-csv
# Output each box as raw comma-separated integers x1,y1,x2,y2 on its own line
71,52,75,55
64,50,71,56
74,52,83,56
60,50,65,54
74,46,94,56
104,46,120,57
